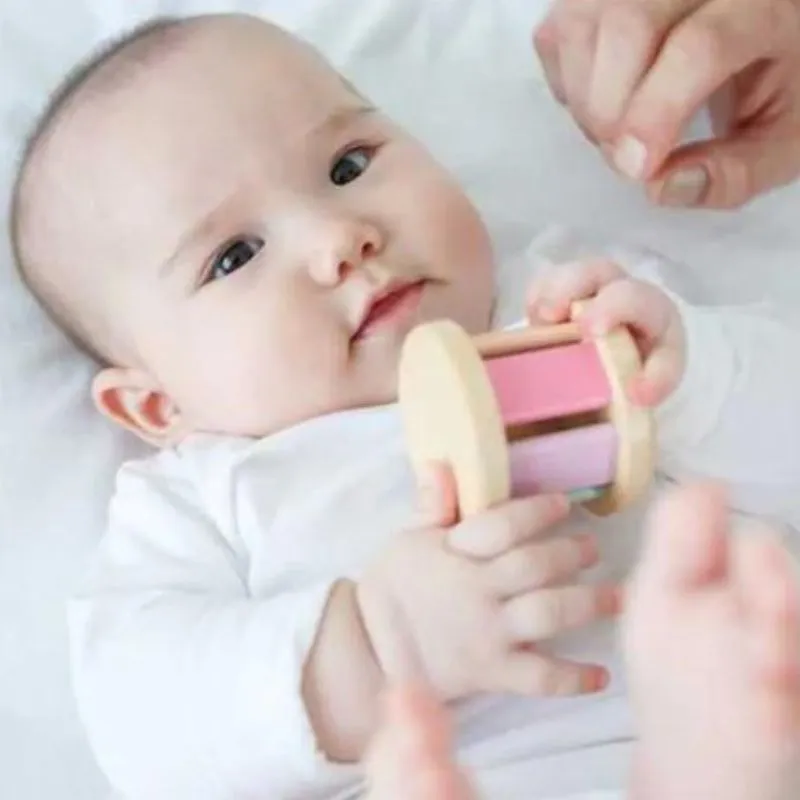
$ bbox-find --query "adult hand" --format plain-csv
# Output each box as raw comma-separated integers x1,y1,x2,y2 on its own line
534,0,800,209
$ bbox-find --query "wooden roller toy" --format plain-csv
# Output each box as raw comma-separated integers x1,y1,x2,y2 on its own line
398,312,656,518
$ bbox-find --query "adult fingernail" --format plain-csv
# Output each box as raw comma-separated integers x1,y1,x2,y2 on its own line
658,166,709,207
613,135,647,180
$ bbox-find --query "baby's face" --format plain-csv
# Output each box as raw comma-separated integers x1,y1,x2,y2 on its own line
83,18,495,439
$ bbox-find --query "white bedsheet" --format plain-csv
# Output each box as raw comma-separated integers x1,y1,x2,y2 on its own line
0,1,798,799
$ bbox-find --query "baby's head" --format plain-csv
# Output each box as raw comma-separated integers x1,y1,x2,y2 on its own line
12,13,494,444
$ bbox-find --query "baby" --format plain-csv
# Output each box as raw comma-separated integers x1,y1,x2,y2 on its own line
9,11,800,800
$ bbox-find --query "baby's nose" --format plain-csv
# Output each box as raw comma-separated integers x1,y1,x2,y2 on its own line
310,216,384,286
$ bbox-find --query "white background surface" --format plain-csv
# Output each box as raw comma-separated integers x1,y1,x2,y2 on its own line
1,1,798,798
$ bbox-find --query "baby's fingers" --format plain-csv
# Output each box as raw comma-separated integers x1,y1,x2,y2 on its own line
576,279,684,405
449,493,569,559
627,342,685,407
485,534,599,599
487,650,609,697
528,259,624,323
577,278,672,344
503,584,621,641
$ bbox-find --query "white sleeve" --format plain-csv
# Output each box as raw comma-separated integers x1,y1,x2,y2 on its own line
654,297,800,529
603,240,800,527
68,460,358,800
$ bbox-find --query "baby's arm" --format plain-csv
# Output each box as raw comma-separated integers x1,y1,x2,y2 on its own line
69,461,378,800
655,298,800,526
304,580,384,761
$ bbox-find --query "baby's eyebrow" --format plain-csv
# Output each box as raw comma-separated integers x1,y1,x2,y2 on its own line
309,103,376,140
159,191,237,281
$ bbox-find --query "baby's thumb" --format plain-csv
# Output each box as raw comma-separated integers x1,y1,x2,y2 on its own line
416,462,459,528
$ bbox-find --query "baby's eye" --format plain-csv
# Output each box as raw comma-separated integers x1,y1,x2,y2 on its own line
208,236,264,282
330,146,373,187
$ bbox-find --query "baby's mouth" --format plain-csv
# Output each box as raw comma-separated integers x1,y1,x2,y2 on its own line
352,279,427,342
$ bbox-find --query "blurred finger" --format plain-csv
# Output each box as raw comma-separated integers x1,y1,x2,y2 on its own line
528,259,624,322
503,583,621,641
615,0,799,180
366,686,476,800
735,534,800,692
487,650,610,697
485,534,599,598
588,0,707,136
632,482,729,593
448,493,569,559
533,17,567,104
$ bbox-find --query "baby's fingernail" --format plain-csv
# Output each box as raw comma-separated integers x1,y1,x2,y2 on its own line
581,315,607,336
582,667,609,694
538,305,561,322
658,166,709,207
627,376,660,407
613,135,647,180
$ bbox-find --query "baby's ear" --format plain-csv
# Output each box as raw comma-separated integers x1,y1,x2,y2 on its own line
92,368,188,447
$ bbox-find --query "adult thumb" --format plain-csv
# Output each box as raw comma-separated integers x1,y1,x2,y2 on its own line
649,124,800,209
633,482,729,592
415,462,459,528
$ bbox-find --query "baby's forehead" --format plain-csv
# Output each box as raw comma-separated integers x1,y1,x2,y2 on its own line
43,17,355,190
115,20,356,146
30,17,362,262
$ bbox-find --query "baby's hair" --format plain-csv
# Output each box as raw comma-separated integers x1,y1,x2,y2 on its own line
9,15,194,364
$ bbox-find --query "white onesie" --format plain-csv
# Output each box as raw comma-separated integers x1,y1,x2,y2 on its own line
68,227,800,800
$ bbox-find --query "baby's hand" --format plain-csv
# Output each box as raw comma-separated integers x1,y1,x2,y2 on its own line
357,466,617,703
527,260,686,407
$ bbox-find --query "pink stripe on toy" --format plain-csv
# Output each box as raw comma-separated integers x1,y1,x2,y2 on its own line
509,422,617,494
486,341,610,426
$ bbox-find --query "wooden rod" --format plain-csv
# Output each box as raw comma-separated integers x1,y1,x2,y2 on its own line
474,322,583,359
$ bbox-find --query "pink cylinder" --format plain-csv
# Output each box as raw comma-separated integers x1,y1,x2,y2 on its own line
486,341,611,426
509,422,617,494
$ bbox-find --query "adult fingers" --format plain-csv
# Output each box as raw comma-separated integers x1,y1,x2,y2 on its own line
613,0,800,181
552,0,606,130
647,111,800,208
588,0,708,137
533,16,567,105
365,686,477,800
631,482,729,592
